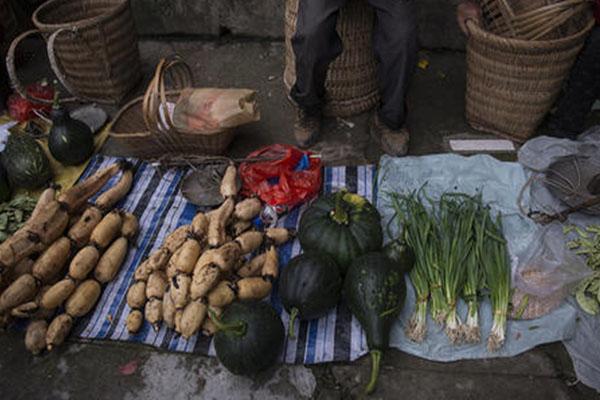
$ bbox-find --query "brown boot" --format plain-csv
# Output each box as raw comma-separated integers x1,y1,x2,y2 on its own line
294,107,322,148
370,114,410,157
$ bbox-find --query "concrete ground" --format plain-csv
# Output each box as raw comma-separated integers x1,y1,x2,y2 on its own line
2,36,600,399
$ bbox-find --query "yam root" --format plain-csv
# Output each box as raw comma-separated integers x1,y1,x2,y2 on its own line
233,198,262,221
170,274,192,309
0,231,45,272
121,213,139,240
58,162,121,214
220,164,238,199
196,242,240,273
65,279,101,318
94,166,134,211
237,253,266,278
190,263,221,300
174,309,183,334
25,320,48,355
146,248,171,272
26,200,70,245
231,220,252,237
12,285,53,320
7,257,35,282
191,213,209,239
46,313,73,350
126,281,147,309
163,286,176,329
32,237,72,283
207,281,236,308
68,246,100,281
90,211,123,249
162,225,191,254
170,239,202,275
67,206,103,248
126,309,144,334
27,185,57,225
41,278,76,310
237,277,273,301
94,237,128,283
265,227,294,245
145,298,163,331
207,198,234,248
146,271,168,299
235,231,263,254
261,245,279,279
0,274,38,312
180,300,207,339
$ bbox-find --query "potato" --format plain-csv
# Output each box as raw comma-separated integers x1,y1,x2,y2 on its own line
46,313,73,350
41,278,77,310
95,168,134,211
32,237,72,283
145,298,163,331
67,206,103,248
170,274,191,309
126,281,146,309
207,281,236,308
146,271,167,299
126,309,144,334
162,225,191,254
191,213,209,239
180,300,207,339
65,279,101,317
90,211,123,249
68,246,100,280
170,239,202,275
237,277,272,301
190,263,221,300
25,320,48,355
237,253,266,278
235,231,264,254
120,212,139,240
220,164,238,199
233,198,262,221
0,274,38,312
94,237,128,283
162,286,176,329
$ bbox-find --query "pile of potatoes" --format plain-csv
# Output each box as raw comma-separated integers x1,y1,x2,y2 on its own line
0,161,138,354
126,164,292,338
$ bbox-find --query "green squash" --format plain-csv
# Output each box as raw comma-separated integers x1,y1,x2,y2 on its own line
298,191,383,273
1,133,52,190
344,252,406,394
213,301,285,376
279,252,342,337
48,105,94,166
382,238,415,275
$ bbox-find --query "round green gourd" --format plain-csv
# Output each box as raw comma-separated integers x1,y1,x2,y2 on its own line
1,133,52,190
298,191,383,274
48,106,94,166
213,301,285,376
279,252,342,337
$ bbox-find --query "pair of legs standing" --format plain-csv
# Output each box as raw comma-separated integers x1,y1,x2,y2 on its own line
290,0,418,155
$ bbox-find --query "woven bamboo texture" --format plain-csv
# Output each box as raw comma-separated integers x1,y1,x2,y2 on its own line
465,1,595,142
284,0,379,117
109,57,235,158
29,0,141,104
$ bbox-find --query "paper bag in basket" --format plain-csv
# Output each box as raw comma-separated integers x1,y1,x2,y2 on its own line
172,88,260,134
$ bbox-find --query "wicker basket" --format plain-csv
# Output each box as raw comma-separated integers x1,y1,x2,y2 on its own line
6,0,141,105
465,4,595,143
283,0,379,117
108,57,235,158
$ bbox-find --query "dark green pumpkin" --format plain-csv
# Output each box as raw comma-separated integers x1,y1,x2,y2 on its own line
213,301,285,376
298,191,383,273
382,238,415,275
1,133,52,190
344,252,406,394
279,252,342,336
48,106,94,166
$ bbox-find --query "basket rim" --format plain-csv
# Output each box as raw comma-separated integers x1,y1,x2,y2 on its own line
33,0,129,31
466,14,595,49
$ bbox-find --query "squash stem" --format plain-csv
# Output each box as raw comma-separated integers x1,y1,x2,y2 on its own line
365,350,382,395
208,308,246,337
288,308,299,339
331,191,349,225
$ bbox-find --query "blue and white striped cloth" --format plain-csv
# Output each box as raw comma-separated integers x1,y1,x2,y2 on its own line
74,155,375,364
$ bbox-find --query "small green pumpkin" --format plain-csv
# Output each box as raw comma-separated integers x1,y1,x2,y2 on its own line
1,133,52,190
279,252,342,337
382,238,415,275
298,191,383,273
213,301,284,376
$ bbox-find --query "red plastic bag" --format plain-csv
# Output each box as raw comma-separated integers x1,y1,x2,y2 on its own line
239,144,322,212
7,81,54,122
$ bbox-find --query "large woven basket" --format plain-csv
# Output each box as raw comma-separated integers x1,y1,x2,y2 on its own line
109,57,235,158
465,2,595,142
283,0,379,117
7,0,141,105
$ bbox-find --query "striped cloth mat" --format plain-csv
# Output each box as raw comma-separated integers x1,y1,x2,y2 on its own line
74,155,375,364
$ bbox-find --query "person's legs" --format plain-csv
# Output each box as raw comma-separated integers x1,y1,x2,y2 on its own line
291,0,348,112
367,0,418,130
547,26,600,138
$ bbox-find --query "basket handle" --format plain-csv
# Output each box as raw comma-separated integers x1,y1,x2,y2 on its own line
5,29,77,104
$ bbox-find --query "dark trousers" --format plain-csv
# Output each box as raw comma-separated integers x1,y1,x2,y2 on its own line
290,0,418,130
548,26,600,138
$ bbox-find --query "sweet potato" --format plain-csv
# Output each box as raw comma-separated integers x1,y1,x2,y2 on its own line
233,198,262,221
235,231,264,254
120,213,139,240
126,281,146,309
190,263,221,300
191,213,209,239
0,274,38,312
94,237,129,283
95,167,134,211
90,211,123,249
67,206,103,248
170,239,202,275
126,309,144,333
65,279,101,317
261,245,279,279
237,253,266,278
207,198,234,248
237,276,272,301
180,300,207,339
25,320,48,355
207,280,236,308
46,313,73,350
32,237,72,283
162,225,191,254
145,298,163,331
58,162,121,214
170,274,191,309
220,164,238,199
41,278,76,310
68,246,100,281
146,270,167,299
